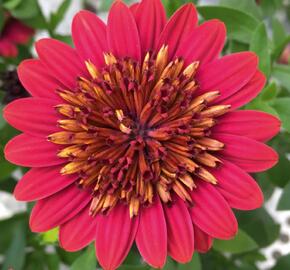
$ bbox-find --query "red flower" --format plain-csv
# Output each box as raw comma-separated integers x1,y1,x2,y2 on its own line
4,1,280,269
0,16,34,57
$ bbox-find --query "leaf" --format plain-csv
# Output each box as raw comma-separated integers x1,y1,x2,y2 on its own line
277,182,290,210
177,253,201,270
260,81,278,101
2,222,26,270
250,22,271,77
213,230,258,254
272,18,287,45
237,207,280,247
197,6,259,43
10,0,39,19
0,8,5,33
272,35,290,61
3,0,22,10
219,0,262,19
71,246,97,270
272,64,290,90
40,227,59,244
49,0,71,31
119,266,150,270
271,98,290,133
272,254,290,270
163,257,177,270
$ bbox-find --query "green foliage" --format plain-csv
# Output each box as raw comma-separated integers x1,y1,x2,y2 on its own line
213,230,258,254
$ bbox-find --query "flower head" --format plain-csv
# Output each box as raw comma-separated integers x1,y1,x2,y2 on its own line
4,1,280,269
0,14,34,57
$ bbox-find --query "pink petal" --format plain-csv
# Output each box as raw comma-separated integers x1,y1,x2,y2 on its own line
175,19,226,66
17,59,63,100
59,205,99,252
95,203,139,270
30,184,91,232
107,1,141,61
4,133,64,167
4,19,34,44
210,159,264,210
189,181,238,239
157,3,198,59
3,97,60,137
72,10,107,68
35,38,88,89
134,0,166,55
214,133,279,172
220,71,266,110
136,196,167,269
193,224,213,253
129,3,139,16
213,110,281,142
14,165,77,201
0,39,18,57
196,52,258,101
164,197,194,263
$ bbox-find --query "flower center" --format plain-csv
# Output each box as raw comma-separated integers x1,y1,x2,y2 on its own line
48,46,230,217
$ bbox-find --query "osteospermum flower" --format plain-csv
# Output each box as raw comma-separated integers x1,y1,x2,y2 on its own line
4,1,280,269
0,14,34,57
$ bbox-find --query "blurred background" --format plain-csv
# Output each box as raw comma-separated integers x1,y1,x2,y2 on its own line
1,0,290,269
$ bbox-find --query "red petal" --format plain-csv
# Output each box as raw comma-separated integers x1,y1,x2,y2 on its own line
220,70,266,109
189,181,238,239
4,133,63,167
136,196,167,268
72,10,107,68
60,205,99,252
196,52,258,101
30,184,91,232
0,39,18,57
129,3,139,16
3,97,60,137
35,38,88,88
215,133,278,172
17,59,63,100
135,0,166,55
95,204,139,270
14,165,77,201
107,1,141,61
164,197,194,263
175,19,226,66
211,159,264,210
4,19,34,44
213,110,281,142
193,224,213,253
157,3,198,59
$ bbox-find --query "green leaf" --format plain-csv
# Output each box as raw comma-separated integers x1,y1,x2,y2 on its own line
272,254,290,270
49,0,71,31
10,0,39,19
272,64,290,91
271,98,290,133
213,230,258,254
119,266,150,270
272,36,290,61
40,227,59,244
219,0,262,19
250,22,271,77
2,222,26,270
237,207,280,247
71,246,97,270
260,81,278,101
272,18,287,46
197,6,259,43
0,8,5,33
3,0,22,10
163,257,177,270
277,181,290,210
177,253,201,270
